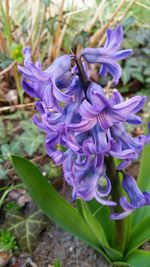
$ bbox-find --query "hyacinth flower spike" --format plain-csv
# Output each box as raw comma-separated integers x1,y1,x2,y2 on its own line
111,173,150,220
18,24,150,223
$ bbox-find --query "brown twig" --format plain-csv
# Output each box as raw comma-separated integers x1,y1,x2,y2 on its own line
98,0,135,47
89,0,126,47
55,16,70,58
0,27,8,54
0,61,16,76
0,102,35,113
5,0,10,29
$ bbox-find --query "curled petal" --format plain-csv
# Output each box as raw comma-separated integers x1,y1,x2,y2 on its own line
122,174,146,207
112,96,146,118
110,210,132,220
68,119,97,132
99,59,121,85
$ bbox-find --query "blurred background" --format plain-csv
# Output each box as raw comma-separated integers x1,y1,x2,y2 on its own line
0,0,150,266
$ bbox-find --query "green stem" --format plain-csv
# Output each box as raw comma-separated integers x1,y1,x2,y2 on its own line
105,156,129,252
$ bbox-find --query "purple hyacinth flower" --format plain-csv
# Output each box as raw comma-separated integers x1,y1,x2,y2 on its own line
72,84,146,132
18,47,73,111
110,174,150,220
63,151,116,206
80,25,132,84
33,100,83,164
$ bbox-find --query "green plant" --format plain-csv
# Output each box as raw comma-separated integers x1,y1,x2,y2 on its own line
121,27,150,88
11,151,150,266
0,52,13,70
0,230,18,252
0,112,45,180
53,259,62,267
6,210,48,252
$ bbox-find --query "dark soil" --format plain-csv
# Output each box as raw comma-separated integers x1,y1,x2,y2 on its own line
12,224,111,267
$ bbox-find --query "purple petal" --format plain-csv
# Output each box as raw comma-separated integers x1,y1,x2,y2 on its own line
105,25,123,52
79,99,99,119
122,174,146,208
126,115,142,125
111,96,146,121
46,55,71,79
99,60,121,84
117,159,132,170
52,81,72,102
111,49,132,60
110,210,132,220
68,119,97,132
21,80,36,98
110,149,136,160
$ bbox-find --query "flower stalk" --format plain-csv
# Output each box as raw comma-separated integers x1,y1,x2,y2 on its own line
105,156,128,252
75,57,90,95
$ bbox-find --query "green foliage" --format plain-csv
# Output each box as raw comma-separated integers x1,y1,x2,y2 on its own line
79,200,123,262
125,250,150,267
126,216,150,254
10,43,24,64
79,200,108,246
19,120,44,156
121,26,150,94
11,155,150,266
52,259,62,267
6,210,48,252
11,155,103,255
132,140,150,226
4,201,21,213
0,230,18,252
0,111,45,180
0,52,13,69
44,162,62,179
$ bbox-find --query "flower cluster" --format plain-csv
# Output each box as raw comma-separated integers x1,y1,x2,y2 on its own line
19,25,150,220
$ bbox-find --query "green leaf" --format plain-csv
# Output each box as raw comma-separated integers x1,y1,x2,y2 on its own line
80,200,123,262
94,205,115,245
80,200,108,246
86,198,115,244
132,72,144,83
125,250,150,267
122,67,131,85
127,216,150,254
11,155,102,254
20,128,44,156
133,140,150,225
6,210,48,252
112,262,132,267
